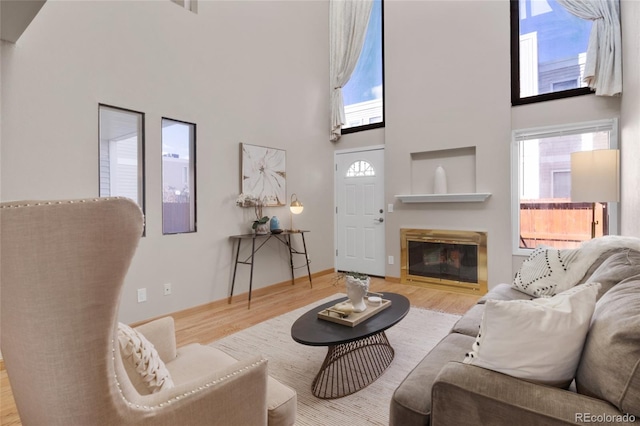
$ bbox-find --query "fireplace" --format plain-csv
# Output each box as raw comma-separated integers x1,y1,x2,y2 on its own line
400,229,488,295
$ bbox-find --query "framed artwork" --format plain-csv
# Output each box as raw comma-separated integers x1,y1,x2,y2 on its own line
241,143,286,206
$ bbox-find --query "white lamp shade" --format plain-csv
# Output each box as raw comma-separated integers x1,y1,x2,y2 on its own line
570,149,620,203
290,193,304,214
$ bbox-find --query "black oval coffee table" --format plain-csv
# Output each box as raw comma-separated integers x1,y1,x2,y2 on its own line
291,292,410,399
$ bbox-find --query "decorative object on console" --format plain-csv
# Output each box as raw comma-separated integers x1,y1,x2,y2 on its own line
269,215,281,233
433,165,447,194
241,142,286,206
570,149,620,238
236,193,270,234
463,282,601,388
289,193,304,232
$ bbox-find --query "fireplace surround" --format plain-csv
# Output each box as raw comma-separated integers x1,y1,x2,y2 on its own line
400,228,487,295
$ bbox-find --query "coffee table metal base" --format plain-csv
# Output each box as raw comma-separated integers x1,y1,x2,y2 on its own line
311,331,394,399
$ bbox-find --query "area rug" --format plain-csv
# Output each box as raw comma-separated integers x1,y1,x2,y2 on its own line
210,294,461,426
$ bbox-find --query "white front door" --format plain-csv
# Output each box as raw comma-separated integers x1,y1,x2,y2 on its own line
335,147,386,276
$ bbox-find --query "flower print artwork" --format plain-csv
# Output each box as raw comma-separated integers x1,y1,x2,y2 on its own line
241,143,286,206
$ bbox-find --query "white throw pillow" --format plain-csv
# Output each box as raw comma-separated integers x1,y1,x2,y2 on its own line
463,282,600,387
117,323,175,393
512,246,579,297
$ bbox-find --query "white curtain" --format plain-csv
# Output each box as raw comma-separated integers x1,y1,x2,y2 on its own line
556,0,622,96
330,0,374,142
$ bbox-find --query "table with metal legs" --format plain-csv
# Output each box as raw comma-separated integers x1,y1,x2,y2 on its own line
228,230,312,308
291,293,410,399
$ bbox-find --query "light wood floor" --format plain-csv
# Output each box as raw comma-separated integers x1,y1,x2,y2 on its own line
0,272,479,426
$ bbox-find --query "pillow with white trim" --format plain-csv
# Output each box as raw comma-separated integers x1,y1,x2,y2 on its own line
512,245,579,297
118,322,174,394
463,282,600,388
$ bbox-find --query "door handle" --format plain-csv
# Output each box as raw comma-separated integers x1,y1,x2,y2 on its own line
376,218,384,223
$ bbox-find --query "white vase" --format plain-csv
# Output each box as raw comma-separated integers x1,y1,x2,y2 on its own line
254,223,269,235
434,165,448,194
345,275,370,313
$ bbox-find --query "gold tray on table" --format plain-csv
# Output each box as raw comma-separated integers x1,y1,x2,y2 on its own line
317,294,391,327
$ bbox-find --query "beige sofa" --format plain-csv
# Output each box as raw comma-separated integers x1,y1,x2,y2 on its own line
390,244,640,425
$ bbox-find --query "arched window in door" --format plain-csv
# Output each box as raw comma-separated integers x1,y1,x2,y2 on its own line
346,160,375,177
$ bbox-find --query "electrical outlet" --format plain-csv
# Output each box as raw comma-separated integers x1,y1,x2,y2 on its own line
137,288,147,303
388,255,394,265
163,283,172,296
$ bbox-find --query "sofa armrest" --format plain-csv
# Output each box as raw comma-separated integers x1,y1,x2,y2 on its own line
122,355,269,426
134,316,177,362
432,362,630,426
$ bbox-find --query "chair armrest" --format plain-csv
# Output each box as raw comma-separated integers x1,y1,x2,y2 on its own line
134,317,177,362
432,362,628,426
121,355,269,426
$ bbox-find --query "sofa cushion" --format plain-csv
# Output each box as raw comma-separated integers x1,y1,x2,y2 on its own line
170,343,297,426
390,332,474,426
463,282,600,388
451,304,484,337
581,249,640,300
575,248,629,286
477,283,533,304
512,246,579,297
575,279,640,417
117,322,175,394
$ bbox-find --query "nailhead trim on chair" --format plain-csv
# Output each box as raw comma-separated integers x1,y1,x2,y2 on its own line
0,197,124,209
111,341,267,410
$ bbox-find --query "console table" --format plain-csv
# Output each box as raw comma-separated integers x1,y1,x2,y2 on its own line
228,230,312,308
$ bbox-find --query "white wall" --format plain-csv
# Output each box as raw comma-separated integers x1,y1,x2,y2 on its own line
1,0,332,323
621,0,640,238
2,0,636,323
341,0,623,288
382,0,513,286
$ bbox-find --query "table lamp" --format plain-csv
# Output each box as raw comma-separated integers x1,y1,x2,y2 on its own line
289,193,304,232
570,149,620,238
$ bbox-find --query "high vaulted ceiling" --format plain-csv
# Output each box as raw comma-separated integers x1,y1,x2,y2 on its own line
1,0,47,43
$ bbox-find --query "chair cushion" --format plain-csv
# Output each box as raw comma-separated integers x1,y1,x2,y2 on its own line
117,323,175,394
169,343,297,426
575,279,640,417
463,282,600,388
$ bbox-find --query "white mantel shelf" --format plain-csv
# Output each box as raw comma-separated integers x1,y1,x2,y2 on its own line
395,193,492,203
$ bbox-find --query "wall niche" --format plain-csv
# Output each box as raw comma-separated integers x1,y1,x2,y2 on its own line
410,146,477,194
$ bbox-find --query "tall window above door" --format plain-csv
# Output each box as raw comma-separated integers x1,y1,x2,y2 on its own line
342,0,384,133
98,105,145,213
511,0,592,105
162,118,196,235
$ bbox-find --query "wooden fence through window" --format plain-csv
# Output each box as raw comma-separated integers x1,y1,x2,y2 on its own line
519,200,608,249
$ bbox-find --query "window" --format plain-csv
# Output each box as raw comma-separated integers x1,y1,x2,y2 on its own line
162,118,196,234
99,105,145,212
342,0,384,134
511,0,592,105
346,160,375,177
512,119,618,253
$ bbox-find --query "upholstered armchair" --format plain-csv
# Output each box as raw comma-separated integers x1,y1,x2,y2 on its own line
1,198,296,426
